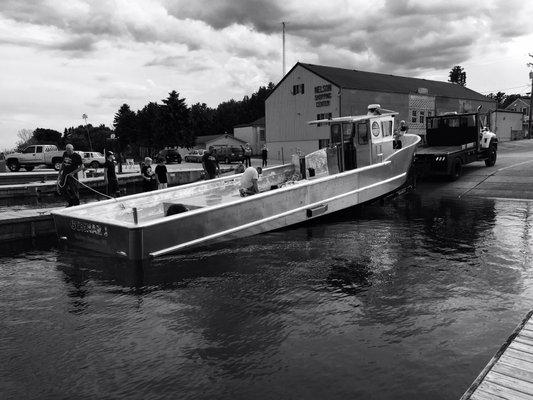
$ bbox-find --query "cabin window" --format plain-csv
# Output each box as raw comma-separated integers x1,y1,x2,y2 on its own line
35,146,43,153
23,146,35,154
331,124,341,143
381,121,393,137
444,117,460,128
357,123,369,145
342,123,352,140
318,139,330,149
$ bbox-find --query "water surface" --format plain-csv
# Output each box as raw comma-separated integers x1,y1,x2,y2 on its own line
1,193,533,399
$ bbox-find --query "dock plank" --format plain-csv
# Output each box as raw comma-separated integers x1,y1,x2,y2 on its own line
462,311,533,400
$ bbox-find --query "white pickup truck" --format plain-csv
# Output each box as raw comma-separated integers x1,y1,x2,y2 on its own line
6,144,65,172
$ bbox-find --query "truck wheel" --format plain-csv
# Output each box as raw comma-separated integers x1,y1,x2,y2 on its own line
449,158,462,181
90,161,99,169
53,161,62,171
485,146,497,167
7,160,20,172
24,166,35,172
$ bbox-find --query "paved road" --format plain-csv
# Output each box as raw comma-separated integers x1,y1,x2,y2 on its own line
416,139,533,200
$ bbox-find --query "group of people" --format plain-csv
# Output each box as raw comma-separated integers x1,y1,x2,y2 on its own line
56,142,269,208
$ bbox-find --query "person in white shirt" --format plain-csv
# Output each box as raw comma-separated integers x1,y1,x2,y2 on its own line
239,166,262,196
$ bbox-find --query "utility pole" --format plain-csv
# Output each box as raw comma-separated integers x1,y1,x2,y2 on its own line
527,53,533,139
282,22,286,77
82,113,93,151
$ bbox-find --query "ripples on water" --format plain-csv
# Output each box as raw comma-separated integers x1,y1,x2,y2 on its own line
1,194,533,399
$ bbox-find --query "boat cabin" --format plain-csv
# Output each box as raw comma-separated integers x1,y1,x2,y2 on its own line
309,105,397,172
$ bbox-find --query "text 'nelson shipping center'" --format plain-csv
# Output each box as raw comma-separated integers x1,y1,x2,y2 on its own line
265,62,496,160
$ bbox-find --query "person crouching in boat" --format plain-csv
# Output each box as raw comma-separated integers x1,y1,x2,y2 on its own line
56,144,83,207
239,166,262,197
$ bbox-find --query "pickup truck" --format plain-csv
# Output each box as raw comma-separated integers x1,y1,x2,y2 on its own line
6,144,66,171
414,112,497,180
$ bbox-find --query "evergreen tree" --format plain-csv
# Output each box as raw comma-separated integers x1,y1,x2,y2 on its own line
449,65,466,86
161,91,192,147
33,128,62,145
113,104,138,153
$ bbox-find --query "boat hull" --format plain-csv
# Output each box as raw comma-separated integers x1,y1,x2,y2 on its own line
52,135,419,260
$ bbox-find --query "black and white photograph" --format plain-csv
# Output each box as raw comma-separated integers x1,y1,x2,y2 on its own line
1,1,533,399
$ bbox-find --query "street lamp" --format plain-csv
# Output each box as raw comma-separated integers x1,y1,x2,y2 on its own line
82,113,93,151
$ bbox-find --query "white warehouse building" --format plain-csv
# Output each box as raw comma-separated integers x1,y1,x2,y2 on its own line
265,63,496,161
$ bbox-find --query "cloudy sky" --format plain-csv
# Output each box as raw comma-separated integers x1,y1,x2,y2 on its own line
1,0,532,149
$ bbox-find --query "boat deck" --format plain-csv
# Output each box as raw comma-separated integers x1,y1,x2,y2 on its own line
461,311,533,400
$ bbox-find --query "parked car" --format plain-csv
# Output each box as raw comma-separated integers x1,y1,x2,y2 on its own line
156,149,182,164
184,149,207,163
6,144,65,171
79,151,105,169
215,146,244,164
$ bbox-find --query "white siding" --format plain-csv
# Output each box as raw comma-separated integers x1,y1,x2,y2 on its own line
266,65,339,160
267,140,321,163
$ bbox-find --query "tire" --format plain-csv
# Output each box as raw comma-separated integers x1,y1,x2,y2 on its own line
185,157,190,163
7,160,20,172
24,166,35,172
449,158,462,181
90,161,99,169
52,159,62,171
485,146,497,167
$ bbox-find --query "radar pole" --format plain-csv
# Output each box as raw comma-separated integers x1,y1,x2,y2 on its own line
527,53,533,139
282,22,286,77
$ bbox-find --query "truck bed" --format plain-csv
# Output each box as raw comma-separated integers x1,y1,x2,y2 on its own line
416,143,476,156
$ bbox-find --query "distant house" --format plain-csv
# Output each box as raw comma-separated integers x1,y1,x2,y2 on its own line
505,97,530,135
195,134,222,148
489,110,524,141
204,134,247,149
233,117,265,155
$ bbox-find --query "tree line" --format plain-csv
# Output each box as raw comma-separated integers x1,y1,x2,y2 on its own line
14,83,275,158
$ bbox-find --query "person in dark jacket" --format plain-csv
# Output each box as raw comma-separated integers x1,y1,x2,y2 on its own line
261,144,268,167
104,151,119,197
57,144,83,207
202,147,220,180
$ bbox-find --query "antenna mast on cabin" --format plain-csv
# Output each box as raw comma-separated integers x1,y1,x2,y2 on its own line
282,22,286,77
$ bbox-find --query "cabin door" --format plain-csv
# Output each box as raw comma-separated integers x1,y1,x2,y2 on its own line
330,123,357,172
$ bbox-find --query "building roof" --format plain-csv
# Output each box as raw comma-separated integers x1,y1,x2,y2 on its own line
506,97,530,109
195,134,221,144
269,62,492,102
204,134,247,145
234,116,265,128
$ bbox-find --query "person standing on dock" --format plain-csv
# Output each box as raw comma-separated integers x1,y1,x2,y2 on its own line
239,166,262,196
261,144,268,168
243,143,252,167
141,157,157,191
57,144,83,207
155,158,168,189
104,151,119,197
202,146,220,180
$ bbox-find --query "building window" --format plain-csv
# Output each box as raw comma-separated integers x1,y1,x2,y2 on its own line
318,139,330,149
419,110,425,124
292,83,305,95
523,107,528,115
259,129,266,141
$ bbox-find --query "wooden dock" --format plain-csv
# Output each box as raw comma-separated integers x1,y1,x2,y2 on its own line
0,207,56,242
461,311,533,399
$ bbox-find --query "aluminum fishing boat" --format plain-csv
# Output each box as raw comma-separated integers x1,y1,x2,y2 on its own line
52,109,420,260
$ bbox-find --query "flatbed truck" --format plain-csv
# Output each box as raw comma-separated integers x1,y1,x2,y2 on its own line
414,111,497,180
